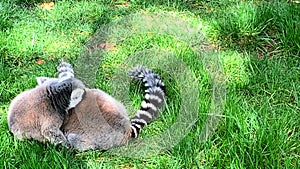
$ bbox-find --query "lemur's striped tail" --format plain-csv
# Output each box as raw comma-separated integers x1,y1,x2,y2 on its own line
129,66,166,138
57,60,75,81
56,60,85,110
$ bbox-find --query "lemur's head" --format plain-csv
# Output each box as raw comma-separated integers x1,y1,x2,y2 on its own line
36,76,86,110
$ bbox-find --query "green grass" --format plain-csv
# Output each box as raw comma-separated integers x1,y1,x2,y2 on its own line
0,0,299,168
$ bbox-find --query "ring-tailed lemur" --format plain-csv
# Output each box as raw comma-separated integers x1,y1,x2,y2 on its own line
7,62,85,147
8,61,166,151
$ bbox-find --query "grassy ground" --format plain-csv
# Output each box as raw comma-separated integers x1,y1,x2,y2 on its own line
0,0,299,168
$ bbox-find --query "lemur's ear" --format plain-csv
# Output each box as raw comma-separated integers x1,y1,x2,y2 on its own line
36,77,51,85
68,88,85,110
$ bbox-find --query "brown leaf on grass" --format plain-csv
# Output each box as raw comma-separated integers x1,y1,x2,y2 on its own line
39,2,54,10
264,43,274,51
98,43,116,51
37,58,45,65
238,39,245,46
268,53,273,58
114,2,130,8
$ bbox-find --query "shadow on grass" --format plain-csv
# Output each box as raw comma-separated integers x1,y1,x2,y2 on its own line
131,0,300,57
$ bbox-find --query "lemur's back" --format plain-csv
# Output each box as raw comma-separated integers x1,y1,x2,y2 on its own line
8,86,52,142
62,89,132,150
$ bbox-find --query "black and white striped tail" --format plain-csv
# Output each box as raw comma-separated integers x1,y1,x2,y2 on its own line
56,60,85,110
57,60,75,81
129,65,166,138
